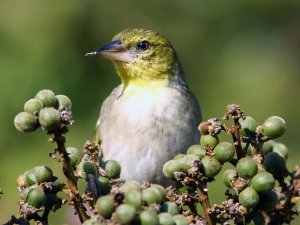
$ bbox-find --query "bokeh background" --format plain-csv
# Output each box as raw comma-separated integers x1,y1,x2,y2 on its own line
1,0,300,224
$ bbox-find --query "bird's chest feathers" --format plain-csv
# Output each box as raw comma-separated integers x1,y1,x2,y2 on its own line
113,82,174,122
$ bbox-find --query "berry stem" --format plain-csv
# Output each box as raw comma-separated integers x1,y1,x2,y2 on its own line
197,183,215,225
231,118,244,159
53,129,89,222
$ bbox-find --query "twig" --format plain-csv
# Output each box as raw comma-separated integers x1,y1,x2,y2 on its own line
197,182,215,225
53,130,89,222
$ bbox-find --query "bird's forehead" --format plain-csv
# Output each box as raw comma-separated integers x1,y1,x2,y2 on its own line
112,29,169,47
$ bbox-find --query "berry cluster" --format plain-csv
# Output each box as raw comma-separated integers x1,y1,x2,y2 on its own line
16,166,62,211
83,181,188,225
14,89,72,133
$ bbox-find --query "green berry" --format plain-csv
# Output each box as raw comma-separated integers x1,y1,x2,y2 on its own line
78,161,97,180
187,145,205,158
160,202,179,215
239,187,259,210
251,172,275,193
142,187,161,205
214,142,235,163
262,116,286,139
200,134,219,148
33,166,53,183
272,142,288,159
201,156,222,178
115,204,136,225
262,140,275,155
263,152,286,179
14,112,39,132
24,170,38,186
139,210,159,225
163,160,182,178
178,155,199,173
95,195,115,218
223,169,236,188
246,145,257,157
259,191,278,212
24,98,43,114
26,187,45,208
66,147,84,167
96,176,111,195
236,157,258,178
124,189,142,209
21,187,32,200
120,180,141,193
173,215,189,225
239,116,258,137
104,160,121,179
39,107,60,131
55,94,72,110
151,184,167,202
173,154,185,160
159,213,175,225
35,89,58,108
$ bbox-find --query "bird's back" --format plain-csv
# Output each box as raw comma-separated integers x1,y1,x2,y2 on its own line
98,81,201,185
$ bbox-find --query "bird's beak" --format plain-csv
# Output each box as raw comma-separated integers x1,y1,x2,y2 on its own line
85,38,133,63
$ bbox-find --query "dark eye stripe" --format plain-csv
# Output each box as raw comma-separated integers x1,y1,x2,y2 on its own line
137,40,150,51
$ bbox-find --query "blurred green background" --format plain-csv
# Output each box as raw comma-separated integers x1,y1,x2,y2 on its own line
1,0,300,224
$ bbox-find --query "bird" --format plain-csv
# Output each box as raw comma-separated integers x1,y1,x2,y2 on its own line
86,28,201,185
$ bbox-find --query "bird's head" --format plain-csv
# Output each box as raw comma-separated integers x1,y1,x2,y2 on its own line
86,29,184,86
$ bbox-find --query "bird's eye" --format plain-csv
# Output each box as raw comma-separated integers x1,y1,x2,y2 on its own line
137,40,150,51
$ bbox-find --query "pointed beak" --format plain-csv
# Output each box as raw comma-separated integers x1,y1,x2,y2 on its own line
85,38,133,63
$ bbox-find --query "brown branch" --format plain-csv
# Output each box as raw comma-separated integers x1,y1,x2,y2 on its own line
53,130,89,222
231,118,244,159
197,183,215,225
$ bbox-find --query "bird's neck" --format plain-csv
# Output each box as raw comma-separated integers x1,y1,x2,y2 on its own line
114,60,185,89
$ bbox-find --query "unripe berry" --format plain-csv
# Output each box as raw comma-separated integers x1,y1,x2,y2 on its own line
55,94,72,110
95,195,115,218
239,187,259,210
14,112,39,132
262,116,286,139
239,116,258,137
201,156,222,178
26,187,45,208
139,210,159,225
151,184,166,202
163,160,182,178
160,202,179,215
177,155,199,173
33,166,53,183
262,140,275,155
39,107,60,131
251,172,275,193
200,134,219,148
158,212,175,225
35,89,58,108
142,187,161,205
24,98,43,114
187,145,205,158
104,160,121,179
173,215,189,225
120,180,141,193
96,176,111,195
223,169,237,188
115,204,136,225
214,142,235,163
236,157,258,178
124,189,142,209
272,142,288,159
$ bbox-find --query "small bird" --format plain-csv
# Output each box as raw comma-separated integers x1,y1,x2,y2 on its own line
86,29,201,185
